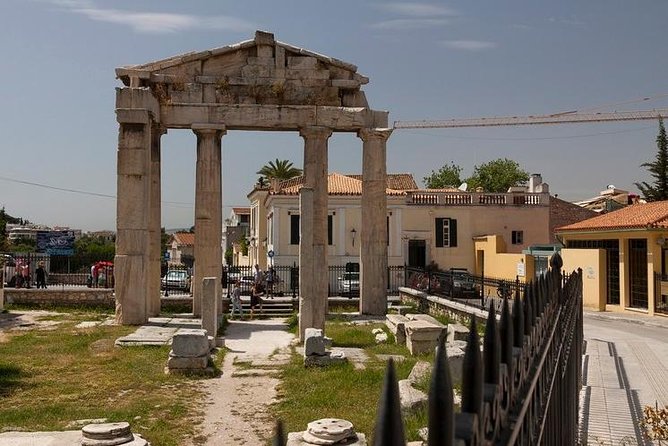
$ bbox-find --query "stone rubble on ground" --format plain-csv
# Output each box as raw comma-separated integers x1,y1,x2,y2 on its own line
287,418,367,445
81,422,149,446
303,327,348,367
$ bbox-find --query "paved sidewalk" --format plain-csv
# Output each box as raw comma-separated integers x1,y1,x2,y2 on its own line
580,312,668,445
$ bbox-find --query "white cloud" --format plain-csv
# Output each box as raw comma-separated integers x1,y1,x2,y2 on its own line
43,1,257,34
371,18,449,31
440,40,498,51
379,2,458,17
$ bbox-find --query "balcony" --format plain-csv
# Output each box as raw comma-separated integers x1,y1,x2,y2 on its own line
406,191,549,206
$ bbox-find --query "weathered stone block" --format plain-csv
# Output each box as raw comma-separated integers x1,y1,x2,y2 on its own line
167,353,209,369
303,328,332,356
405,320,445,355
171,329,209,357
331,79,360,89
407,313,444,327
404,320,445,341
285,68,330,80
304,351,347,367
287,432,367,445
447,346,466,383
407,360,431,384
385,314,408,344
398,379,428,415
447,323,470,342
288,56,318,69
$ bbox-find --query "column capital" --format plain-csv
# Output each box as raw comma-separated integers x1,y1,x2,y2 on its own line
192,123,227,136
357,127,393,142
299,126,332,140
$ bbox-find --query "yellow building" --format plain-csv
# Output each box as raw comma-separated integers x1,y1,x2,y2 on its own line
556,201,668,317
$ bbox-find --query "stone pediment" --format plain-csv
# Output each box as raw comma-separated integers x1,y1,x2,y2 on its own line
116,30,369,108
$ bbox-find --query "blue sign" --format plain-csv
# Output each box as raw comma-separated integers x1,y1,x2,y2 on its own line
36,231,75,256
164,251,170,260
267,250,275,258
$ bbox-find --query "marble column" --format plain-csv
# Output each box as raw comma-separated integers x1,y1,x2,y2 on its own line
115,110,152,325
148,125,166,317
358,128,392,315
298,126,332,340
192,124,225,317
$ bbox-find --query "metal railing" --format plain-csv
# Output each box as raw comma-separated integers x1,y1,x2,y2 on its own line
654,272,668,315
404,266,526,311
1,252,110,288
223,264,405,298
269,253,584,445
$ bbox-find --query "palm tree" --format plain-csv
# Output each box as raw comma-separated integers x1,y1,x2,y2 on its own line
257,159,303,180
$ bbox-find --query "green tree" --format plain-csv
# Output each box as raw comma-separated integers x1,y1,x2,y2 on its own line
69,235,115,272
465,158,530,193
257,159,302,180
423,162,463,189
634,118,668,202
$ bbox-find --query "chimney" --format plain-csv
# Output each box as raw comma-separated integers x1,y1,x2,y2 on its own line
529,173,542,193
270,177,280,193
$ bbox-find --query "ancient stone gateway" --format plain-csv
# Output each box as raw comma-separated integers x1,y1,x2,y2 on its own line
114,31,392,337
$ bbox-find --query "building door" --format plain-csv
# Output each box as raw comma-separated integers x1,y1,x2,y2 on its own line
566,239,620,305
408,240,426,268
628,239,648,309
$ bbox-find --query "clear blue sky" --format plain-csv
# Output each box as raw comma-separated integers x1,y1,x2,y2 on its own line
1,0,667,231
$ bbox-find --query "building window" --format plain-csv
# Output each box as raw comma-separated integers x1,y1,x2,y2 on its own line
291,215,332,245
328,215,333,246
290,215,300,245
512,230,524,245
435,218,457,247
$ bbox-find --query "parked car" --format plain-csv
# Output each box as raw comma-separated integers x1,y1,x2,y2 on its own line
161,270,191,292
338,271,360,297
444,268,479,298
238,275,256,295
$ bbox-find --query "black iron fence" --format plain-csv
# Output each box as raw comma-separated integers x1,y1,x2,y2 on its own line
654,272,668,315
404,266,526,311
270,253,584,445
1,252,110,288
223,264,404,297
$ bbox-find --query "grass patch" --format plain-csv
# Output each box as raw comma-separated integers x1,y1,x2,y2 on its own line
273,319,435,442
6,303,113,318
0,311,207,445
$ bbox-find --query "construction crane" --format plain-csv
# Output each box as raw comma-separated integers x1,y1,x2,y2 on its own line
393,109,668,129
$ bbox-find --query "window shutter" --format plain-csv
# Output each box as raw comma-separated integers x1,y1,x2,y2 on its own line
435,218,444,247
290,215,300,245
328,215,333,245
449,218,458,247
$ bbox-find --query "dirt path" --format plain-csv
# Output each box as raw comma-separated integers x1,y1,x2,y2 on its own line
193,318,295,446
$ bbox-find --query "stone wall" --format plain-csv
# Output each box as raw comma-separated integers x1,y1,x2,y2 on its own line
5,288,115,308
3,289,194,312
398,287,491,323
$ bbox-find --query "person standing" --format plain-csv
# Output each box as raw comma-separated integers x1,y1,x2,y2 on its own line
35,261,47,289
21,261,31,288
266,267,275,298
230,280,243,319
250,283,263,319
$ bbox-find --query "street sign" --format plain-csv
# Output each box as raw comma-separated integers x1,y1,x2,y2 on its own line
164,252,170,260
267,250,274,258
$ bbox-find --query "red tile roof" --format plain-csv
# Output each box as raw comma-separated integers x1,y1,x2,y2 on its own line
232,207,250,215
556,201,668,232
172,232,195,246
274,173,413,196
